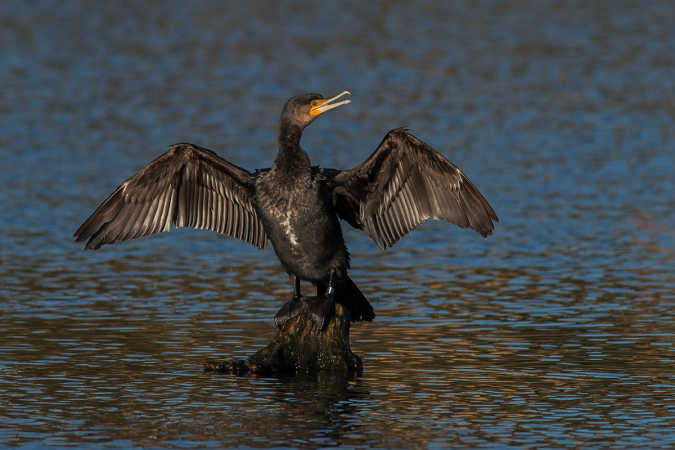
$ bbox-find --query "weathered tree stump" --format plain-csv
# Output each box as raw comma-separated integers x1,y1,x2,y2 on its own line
205,297,362,377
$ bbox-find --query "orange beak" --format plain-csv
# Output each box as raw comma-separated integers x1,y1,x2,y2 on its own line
310,90,352,117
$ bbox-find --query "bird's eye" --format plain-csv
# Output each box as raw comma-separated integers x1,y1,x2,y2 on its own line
311,100,318,107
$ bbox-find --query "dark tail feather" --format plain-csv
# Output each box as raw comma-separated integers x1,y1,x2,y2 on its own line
336,276,375,322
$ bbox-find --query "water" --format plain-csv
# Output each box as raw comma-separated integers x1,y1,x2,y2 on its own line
1,0,674,447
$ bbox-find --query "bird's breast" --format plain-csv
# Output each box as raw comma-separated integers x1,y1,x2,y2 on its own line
254,174,347,278
255,175,315,248
275,199,301,249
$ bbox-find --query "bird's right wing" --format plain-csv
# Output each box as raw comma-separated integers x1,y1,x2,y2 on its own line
74,143,268,250
330,129,498,249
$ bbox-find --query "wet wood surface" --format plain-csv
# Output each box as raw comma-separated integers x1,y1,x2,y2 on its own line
205,299,362,376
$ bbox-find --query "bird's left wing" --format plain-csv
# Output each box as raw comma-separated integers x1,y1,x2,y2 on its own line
74,143,268,250
330,129,498,249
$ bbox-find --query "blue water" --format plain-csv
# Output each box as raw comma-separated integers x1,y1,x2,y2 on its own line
1,1,673,447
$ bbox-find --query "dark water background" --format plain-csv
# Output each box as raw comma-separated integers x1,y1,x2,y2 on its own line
1,1,674,448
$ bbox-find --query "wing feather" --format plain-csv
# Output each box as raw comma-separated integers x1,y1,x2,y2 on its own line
214,182,223,234
74,143,268,250
331,129,498,249
151,188,170,235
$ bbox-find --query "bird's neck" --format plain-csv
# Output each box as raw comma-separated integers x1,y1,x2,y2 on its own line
275,121,310,175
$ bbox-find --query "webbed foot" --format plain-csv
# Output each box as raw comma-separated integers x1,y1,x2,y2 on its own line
274,296,305,328
275,295,336,330
306,295,335,330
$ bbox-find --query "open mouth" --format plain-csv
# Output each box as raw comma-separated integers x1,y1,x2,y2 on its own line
310,90,352,116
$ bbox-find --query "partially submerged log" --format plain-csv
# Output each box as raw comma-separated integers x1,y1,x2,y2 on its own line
205,297,362,377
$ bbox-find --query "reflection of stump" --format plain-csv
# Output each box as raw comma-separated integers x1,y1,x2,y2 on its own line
205,297,362,377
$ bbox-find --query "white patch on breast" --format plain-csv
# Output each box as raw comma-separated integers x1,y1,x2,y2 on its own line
280,214,299,247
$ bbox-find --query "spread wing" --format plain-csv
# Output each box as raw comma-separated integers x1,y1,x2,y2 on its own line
331,129,498,249
74,143,268,250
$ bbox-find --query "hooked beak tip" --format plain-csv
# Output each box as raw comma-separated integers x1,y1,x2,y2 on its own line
311,90,352,116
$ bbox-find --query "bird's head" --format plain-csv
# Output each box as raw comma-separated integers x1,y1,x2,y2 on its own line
281,91,351,129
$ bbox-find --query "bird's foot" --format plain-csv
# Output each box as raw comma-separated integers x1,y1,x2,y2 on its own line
307,295,335,331
275,295,335,330
274,296,305,328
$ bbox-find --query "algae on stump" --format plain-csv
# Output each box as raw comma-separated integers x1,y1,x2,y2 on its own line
205,298,362,376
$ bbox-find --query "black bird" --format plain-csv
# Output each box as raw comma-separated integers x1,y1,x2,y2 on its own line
74,91,498,328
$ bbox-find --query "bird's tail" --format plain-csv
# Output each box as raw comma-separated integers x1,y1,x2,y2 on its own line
335,276,375,322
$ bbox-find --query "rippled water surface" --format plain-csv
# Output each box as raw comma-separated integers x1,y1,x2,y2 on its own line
1,1,674,448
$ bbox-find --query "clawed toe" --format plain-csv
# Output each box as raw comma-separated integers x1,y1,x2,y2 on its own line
274,295,335,330
307,296,334,330
274,296,305,328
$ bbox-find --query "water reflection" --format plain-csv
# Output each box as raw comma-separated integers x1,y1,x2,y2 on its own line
2,254,672,447
1,0,674,448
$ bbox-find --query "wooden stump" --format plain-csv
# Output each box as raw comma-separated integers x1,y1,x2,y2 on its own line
205,297,362,377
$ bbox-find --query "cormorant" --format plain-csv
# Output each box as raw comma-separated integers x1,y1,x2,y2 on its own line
74,91,498,328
